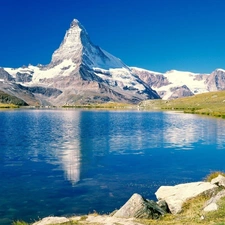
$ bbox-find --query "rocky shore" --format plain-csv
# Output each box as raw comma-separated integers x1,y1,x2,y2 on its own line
33,174,225,225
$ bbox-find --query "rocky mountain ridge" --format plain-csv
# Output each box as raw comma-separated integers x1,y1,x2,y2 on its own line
1,19,225,106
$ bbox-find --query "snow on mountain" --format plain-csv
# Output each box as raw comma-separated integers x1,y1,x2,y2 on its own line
217,68,225,73
157,70,208,99
5,60,77,84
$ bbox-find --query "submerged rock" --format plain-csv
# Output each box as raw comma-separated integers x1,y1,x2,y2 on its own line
113,193,166,219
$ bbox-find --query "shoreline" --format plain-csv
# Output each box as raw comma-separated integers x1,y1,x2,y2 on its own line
21,173,225,225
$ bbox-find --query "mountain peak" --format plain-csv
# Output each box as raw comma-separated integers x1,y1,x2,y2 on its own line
50,19,86,66
69,19,87,33
70,19,79,27
50,19,126,70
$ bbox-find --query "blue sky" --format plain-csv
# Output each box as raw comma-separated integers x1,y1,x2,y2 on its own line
1,0,225,73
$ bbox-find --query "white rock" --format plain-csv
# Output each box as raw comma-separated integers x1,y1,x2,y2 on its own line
32,216,69,225
86,214,143,225
211,174,225,187
155,182,217,214
203,203,218,212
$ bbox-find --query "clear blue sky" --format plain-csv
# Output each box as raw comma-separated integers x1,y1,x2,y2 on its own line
1,0,225,73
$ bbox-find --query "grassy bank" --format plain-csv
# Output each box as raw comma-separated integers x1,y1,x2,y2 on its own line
139,90,225,118
0,103,19,108
62,102,136,109
13,193,225,225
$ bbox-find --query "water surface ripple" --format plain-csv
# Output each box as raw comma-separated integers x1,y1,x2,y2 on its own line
0,109,225,224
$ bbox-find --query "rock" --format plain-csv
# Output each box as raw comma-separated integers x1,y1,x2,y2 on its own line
211,175,225,188
0,68,14,81
157,200,170,213
168,85,194,99
86,214,144,225
113,193,166,219
203,190,225,212
16,72,32,83
155,182,217,214
203,203,218,212
32,216,69,225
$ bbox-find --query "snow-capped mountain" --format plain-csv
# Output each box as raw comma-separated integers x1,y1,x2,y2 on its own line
2,19,159,106
132,67,225,99
1,19,225,106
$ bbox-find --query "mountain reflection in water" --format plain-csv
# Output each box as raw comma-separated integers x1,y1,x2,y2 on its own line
1,109,225,225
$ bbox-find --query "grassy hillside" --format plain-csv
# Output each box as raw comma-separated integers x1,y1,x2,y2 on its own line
139,90,225,118
0,90,28,108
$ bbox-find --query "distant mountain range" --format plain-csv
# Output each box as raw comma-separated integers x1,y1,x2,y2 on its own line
132,67,225,99
1,19,225,106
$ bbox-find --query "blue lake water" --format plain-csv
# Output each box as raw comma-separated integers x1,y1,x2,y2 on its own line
1,109,225,224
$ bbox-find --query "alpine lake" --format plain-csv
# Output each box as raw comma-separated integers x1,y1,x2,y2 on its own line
1,109,225,224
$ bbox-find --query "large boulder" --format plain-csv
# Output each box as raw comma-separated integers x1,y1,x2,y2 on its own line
155,182,217,214
113,193,166,219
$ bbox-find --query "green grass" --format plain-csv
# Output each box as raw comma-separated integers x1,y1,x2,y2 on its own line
139,90,225,118
62,102,135,109
12,221,29,225
0,103,19,108
205,171,225,182
137,195,225,225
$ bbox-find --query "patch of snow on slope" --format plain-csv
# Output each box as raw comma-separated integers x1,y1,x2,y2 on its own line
5,59,77,84
4,67,34,78
216,68,225,73
131,67,163,75
154,70,208,99
31,59,77,83
94,67,145,91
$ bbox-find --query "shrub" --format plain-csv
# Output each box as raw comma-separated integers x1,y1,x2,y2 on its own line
12,221,29,225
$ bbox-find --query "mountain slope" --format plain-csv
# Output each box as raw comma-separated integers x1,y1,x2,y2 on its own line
0,90,28,106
